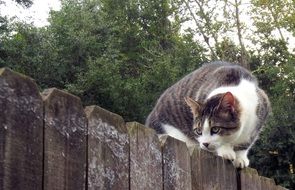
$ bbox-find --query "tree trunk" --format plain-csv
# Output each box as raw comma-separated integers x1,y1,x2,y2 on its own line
234,0,249,69
182,0,218,60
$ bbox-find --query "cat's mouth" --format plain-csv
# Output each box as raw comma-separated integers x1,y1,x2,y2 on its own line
200,145,216,152
202,147,216,152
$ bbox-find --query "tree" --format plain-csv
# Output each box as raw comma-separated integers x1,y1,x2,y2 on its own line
67,0,207,122
1,0,207,122
13,0,33,8
215,37,241,64
0,0,34,67
178,0,250,68
245,2,295,188
0,0,33,7
251,0,292,42
232,0,249,68
249,38,295,189
1,0,294,187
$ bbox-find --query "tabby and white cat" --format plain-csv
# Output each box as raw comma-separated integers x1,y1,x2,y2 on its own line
146,61,270,168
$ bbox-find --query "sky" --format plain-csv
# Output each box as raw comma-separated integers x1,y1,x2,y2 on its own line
1,0,61,27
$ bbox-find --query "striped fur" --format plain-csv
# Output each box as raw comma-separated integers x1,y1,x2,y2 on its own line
145,61,271,168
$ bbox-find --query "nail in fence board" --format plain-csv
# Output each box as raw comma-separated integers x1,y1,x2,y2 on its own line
127,122,163,190
0,68,43,190
42,88,87,190
85,106,129,190
162,136,192,190
191,147,237,190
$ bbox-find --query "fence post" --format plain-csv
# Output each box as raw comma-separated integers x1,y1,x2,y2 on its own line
127,122,163,190
42,88,87,190
0,68,43,190
161,135,192,190
85,106,129,190
191,147,237,190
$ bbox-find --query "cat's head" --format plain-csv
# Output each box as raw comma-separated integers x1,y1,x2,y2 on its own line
185,92,241,152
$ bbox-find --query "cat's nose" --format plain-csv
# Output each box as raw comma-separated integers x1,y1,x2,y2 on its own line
203,143,209,148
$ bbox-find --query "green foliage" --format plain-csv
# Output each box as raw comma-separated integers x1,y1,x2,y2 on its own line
15,0,33,7
66,0,207,121
250,84,295,188
1,0,206,122
248,2,295,186
215,38,241,64
249,38,295,189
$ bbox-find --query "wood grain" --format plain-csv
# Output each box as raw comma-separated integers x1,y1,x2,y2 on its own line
191,147,237,190
0,68,43,190
240,167,261,190
162,136,192,190
127,122,163,190
85,106,129,190
42,88,87,190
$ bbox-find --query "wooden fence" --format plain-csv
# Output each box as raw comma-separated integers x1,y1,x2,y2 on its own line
0,68,288,190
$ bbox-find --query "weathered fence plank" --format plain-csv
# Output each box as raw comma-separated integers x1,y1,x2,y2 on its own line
0,68,43,190
216,154,238,190
191,147,203,190
127,122,163,190
276,185,289,190
240,168,261,190
162,135,192,190
260,176,276,190
191,147,237,190
85,106,129,190
0,68,290,190
42,88,87,190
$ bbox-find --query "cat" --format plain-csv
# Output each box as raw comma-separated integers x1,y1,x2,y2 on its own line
145,61,271,168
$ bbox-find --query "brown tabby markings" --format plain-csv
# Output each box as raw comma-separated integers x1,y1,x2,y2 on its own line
146,62,271,151
190,93,241,136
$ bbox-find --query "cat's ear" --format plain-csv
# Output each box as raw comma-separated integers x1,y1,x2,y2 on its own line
184,97,202,117
218,92,235,112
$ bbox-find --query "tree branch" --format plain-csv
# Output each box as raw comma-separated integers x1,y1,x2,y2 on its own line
234,0,249,69
182,0,218,59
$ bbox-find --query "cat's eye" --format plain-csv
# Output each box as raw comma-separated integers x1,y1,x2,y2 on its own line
194,128,202,135
211,127,220,134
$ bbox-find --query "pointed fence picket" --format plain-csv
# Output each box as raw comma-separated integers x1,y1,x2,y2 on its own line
0,68,288,190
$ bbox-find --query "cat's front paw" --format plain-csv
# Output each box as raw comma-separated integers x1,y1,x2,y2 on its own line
233,151,249,168
233,156,249,168
216,146,236,161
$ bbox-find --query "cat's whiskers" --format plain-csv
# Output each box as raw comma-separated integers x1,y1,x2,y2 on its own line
146,61,271,168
